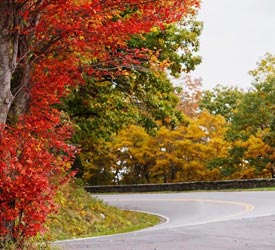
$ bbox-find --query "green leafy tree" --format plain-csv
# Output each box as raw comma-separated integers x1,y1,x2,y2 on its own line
64,14,202,184
198,85,254,178
207,54,275,179
199,85,244,122
227,54,275,178
130,17,202,77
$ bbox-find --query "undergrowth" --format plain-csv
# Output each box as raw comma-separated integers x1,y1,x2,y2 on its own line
44,180,160,241
2,180,160,249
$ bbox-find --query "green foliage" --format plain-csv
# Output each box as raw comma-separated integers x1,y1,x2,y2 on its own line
229,54,275,139
199,85,244,122
229,91,271,137
200,54,275,179
71,52,275,183
0,236,56,250
130,17,202,76
62,14,202,183
65,53,275,184
132,70,184,132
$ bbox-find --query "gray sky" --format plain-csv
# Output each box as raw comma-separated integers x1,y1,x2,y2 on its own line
192,0,275,90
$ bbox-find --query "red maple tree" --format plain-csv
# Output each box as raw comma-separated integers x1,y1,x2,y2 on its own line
0,0,200,246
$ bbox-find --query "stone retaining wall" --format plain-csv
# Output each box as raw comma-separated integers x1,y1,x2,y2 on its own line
85,178,275,193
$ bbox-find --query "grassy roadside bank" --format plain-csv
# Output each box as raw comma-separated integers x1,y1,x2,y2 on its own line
46,184,275,240
45,183,275,242
44,181,161,242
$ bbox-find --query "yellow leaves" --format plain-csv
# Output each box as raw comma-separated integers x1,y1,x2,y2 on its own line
159,59,171,69
231,167,256,180
147,49,172,73
207,137,229,157
114,125,150,149
249,53,275,82
82,172,92,182
155,158,169,167
197,110,228,137
150,26,159,33
241,128,275,162
149,53,159,64
105,109,232,183
243,135,269,158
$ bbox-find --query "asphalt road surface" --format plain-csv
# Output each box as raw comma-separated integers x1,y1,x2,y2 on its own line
54,191,275,250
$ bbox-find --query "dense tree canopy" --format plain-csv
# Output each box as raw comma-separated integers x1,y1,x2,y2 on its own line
89,53,275,185
64,12,202,182
0,0,200,246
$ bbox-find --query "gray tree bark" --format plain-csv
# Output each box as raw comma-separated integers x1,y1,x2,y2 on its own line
0,2,31,245
0,40,13,124
0,2,15,124
0,2,34,125
0,1,29,125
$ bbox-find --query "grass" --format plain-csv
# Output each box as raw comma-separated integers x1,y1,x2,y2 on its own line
43,180,161,242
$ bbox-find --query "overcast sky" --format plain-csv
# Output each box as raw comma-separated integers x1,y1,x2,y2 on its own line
191,0,275,90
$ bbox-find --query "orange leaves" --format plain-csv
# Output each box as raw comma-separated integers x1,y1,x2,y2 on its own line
243,134,270,158
0,0,201,243
27,0,200,73
0,119,75,239
0,56,77,239
107,113,227,184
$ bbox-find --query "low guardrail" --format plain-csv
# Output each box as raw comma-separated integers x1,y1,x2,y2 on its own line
85,178,275,193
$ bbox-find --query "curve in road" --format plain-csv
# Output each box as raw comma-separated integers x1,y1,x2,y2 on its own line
54,191,275,250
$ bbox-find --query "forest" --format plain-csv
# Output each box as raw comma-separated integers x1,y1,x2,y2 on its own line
74,54,275,185
1,0,275,248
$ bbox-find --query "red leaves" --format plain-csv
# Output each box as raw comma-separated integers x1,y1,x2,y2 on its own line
0,58,76,239
0,129,76,239
0,0,200,243
0,122,75,239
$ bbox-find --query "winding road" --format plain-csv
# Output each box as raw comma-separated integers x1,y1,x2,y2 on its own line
54,191,275,250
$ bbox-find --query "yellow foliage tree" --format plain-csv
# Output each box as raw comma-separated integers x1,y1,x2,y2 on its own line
150,126,185,183
109,125,155,184
151,111,228,182
175,111,228,181
239,130,275,178
107,111,229,184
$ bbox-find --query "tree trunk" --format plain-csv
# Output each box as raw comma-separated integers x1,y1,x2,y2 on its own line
0,2,17,124
0,2,32,125
9,61,31,123
0,3,29,245
0,39,13,124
